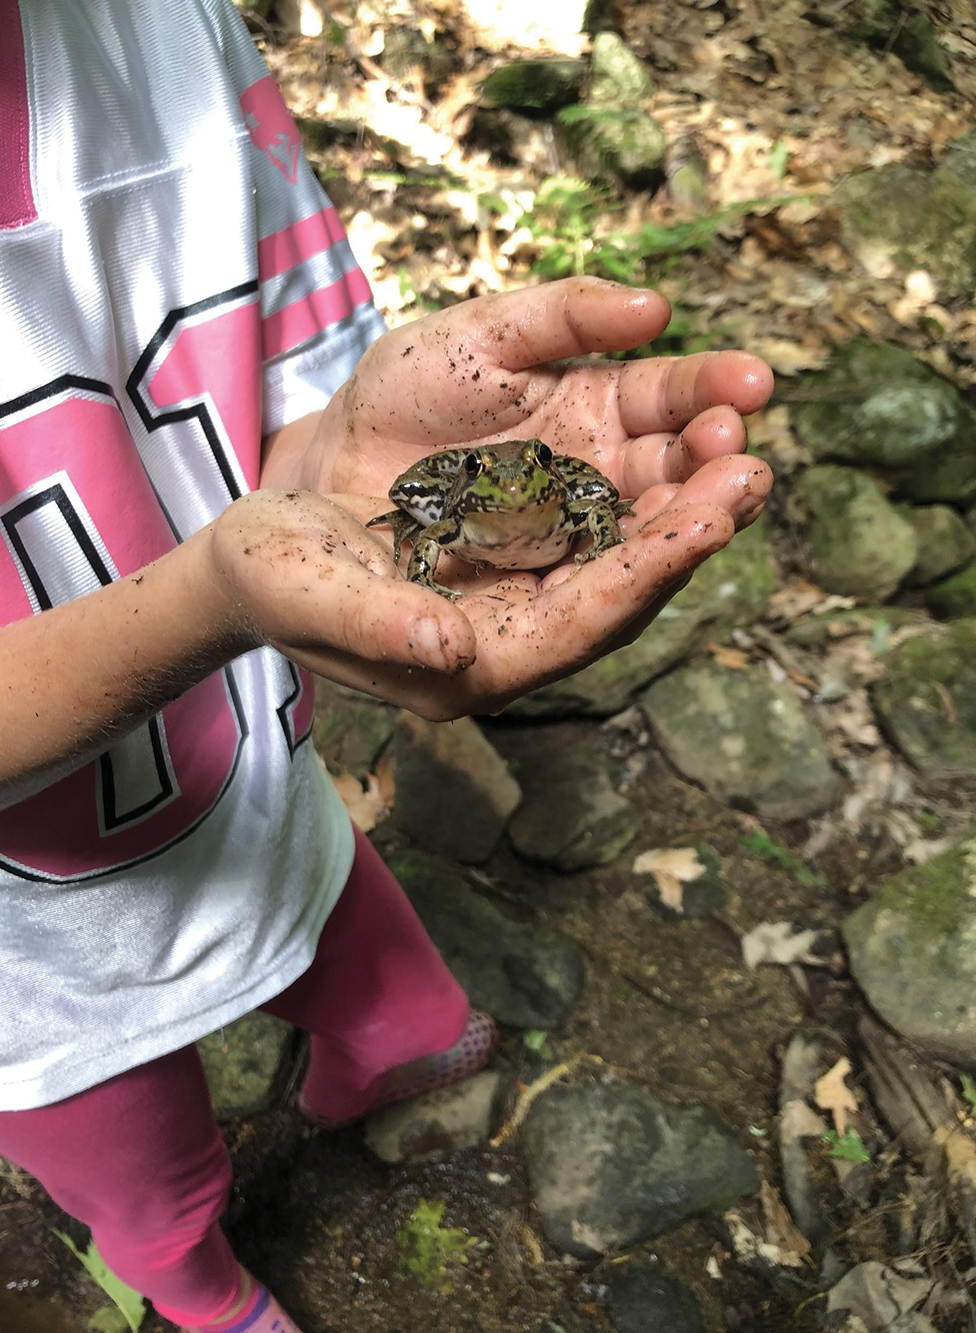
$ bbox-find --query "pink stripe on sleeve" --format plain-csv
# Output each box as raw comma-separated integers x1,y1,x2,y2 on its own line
262,267,373,360
0,0,37,229
258,206,348,283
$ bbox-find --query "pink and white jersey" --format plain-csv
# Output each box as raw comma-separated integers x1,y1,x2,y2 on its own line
0,0,386,1109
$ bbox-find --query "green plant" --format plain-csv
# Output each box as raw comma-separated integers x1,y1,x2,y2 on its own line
396,1198,476,1293
961,1072,976,1114
822,1129,871,1165
51,1232,145,1332
523,1029,555,1060
739,830,827,889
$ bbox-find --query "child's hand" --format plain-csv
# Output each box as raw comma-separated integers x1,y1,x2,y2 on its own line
289,277,773,535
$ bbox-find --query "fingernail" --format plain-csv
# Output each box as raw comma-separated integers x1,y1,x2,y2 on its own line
409,617,450,670
733,494,765,524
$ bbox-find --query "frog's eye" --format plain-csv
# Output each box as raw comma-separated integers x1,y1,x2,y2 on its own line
463,453,482,476
535,442,553,466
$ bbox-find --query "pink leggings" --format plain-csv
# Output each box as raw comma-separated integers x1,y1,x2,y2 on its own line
0,827,468,1328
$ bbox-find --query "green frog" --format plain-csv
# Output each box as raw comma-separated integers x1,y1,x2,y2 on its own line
367,439,633,599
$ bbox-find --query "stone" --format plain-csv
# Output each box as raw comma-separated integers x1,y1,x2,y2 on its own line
943,129,976,192
313,678,396,779
522,1081,759,1256
391,713,521,864
833,166,976,302
872,619,976,776
903,504,976,587
784,605,928,649
503,728,639,871
641,661,839,821
840,0,954,90
558,104,666,190
925,560,976,619
481,59,586,114
790,465,918,599
363,1070,505,1163
507,516,775,718
197,1012,293,1119
790,340,976,502
588,32,654,105
383,849,586,1028
844,835,976,1064
602,1259,706,1333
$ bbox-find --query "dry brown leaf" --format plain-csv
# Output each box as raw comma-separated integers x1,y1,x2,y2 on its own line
815,1057,859,1135
759,1180,812,1264
708,642,752,670
742,921,822,971
330,770,389,833
632,846,709,914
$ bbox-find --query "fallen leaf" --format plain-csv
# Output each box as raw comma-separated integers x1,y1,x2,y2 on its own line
632,846,708,914
815,1057,859,1135
742,921,823,971
708,641,752,670
759,1181,812,1263
330,770,389,833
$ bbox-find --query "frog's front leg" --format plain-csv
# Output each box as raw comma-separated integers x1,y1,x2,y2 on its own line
407,517,465,600
567,500,627,565
366,510,423,566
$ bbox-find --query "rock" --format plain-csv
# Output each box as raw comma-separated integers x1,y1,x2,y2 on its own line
481,59,586,114
925,560,976,619
943,129,976,191
872,619,976,776
380,28,453,90
844,834,976,1064
833,166,976,302
602,1259,706,1333
313,678,396,779
790,465,918,599
903,504,976,586
840,0,954,90
391,713,521,864
826,1261,938,1333
383,849,586,1028
784,605,928,649
197,1012,293,1119
641,661,839,821
507,516,775,718
588,32,654,104
790,342,976,495
522,1081,759,1256
558,104,666,190
364,1070,505,1163
503,728,639,871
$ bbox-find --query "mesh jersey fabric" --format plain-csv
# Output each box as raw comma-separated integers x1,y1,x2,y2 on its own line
0,0,386,1110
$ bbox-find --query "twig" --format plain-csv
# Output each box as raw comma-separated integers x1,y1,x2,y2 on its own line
490,1053,604,1147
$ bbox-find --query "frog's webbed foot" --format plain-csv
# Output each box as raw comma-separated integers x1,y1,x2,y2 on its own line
568,500,626,566
406,519,465,600
613,499,636,520
366,510,422,567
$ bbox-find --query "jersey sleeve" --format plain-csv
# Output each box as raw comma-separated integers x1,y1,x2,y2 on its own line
200,0,387,436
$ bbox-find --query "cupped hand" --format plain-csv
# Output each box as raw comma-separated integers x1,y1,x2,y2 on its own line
302,276,773,519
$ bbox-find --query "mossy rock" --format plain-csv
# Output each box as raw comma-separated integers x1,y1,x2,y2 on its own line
925,560,976,619
843,834,976,1063
506,515,776,717
790,465,917,599
834,165,976,301
641,660,839,820
313,678,396,778
872,619,976,776
197,1012,293,1120
588,31,654,105
790,340,976,501
903,504,976,587
942,129,976,192
558,104,666,190
481,60,585,115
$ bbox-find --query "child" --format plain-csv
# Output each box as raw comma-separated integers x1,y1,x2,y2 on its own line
0,2,773,1330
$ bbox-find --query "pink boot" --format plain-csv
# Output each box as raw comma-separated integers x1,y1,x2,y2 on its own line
299,1009,499,1131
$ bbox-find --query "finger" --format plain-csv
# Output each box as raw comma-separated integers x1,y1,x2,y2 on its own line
652,453,773,529
280,561,478,675
619,404,748,495
617,350,773,438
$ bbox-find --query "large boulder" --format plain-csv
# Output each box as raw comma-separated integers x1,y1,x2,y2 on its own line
481,59,585,115
641,661,839,821
844,835,976,1064
789,340,976,503
507,516,775,718
522,1081,759,1257
790,465,918,599
903,504,976,587
833,166,976,302
872,619,976,776
926,561,976,620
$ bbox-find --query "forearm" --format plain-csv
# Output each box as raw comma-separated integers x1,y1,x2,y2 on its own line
0,524,251,807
